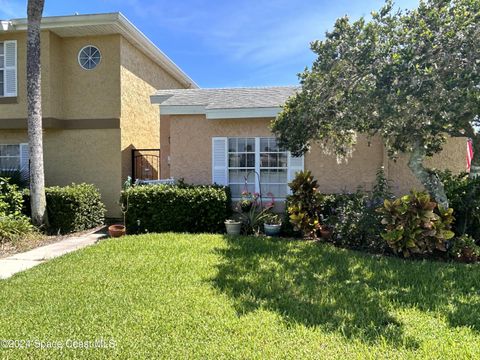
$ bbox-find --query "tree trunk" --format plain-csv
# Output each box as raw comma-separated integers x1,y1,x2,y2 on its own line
27,0,48,226
408,142,449,209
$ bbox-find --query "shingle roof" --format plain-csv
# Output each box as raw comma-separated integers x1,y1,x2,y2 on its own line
151,86,298,109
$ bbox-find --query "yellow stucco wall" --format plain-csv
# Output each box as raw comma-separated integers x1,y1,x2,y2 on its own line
0,31,121,121
0,129,122,217
165,114,467,195
119,37,186,181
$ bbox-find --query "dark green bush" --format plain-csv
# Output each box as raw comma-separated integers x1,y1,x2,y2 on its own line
23,183,106,234
0,169,28,189
123,184,231,234
437,170,480,239
321,168,393,252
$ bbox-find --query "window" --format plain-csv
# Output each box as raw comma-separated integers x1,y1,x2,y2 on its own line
0,144,21,170
0,42,4,97
0,40,17,97
78,45,101,70
0,144,29,182
224,137,295,199
259,138,289,199
228,138,256,197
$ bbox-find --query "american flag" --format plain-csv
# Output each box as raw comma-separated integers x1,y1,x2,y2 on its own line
467,138,474,172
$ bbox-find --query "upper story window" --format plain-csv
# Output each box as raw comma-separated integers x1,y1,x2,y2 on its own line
78,45,101,70
0,40,17,97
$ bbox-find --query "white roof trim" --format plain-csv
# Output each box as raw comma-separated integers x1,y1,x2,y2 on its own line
158,104,281,119
206,107,281,119
1,13,198,89
160,105,206,115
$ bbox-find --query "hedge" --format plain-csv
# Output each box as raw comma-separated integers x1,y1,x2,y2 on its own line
23,183,106,234
123,184,231,234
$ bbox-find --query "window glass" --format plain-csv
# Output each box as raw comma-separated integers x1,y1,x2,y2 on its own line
227,137,255,198
227,137,289,199
0,144,20,170
259,138,288,199
0,42,4,97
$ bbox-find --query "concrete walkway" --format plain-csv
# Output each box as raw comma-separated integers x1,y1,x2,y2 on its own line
0,228,107,280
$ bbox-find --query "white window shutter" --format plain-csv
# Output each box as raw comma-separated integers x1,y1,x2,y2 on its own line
19,143,29,182
4,40,17,97
287,152,304,185
212,137,228,185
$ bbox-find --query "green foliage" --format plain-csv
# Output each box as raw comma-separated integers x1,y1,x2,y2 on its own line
438,170,480,239
123,184,231,234
0,169,28,189
272,0,480,159
0,177,35,242
264,213,282,225
379,191,455,257
0,177,24,217
42,184,106,234
449,234,480,262
0,215,35,243
287,170,323,238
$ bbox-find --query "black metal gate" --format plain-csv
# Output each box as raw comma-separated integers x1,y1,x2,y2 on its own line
132,149,161,181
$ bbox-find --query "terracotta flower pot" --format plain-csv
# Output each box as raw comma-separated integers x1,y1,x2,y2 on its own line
320,228,332,239
108,224,126,238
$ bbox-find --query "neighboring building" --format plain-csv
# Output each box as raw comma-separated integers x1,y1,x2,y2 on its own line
0,13,196,216
151,87,467,201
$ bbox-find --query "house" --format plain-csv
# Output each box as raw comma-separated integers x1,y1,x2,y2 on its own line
0,13,196,216
150,87,467,202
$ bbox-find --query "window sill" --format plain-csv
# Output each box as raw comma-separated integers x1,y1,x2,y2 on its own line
0,97,18,104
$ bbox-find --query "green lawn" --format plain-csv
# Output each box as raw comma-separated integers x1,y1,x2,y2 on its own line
0,233,479,359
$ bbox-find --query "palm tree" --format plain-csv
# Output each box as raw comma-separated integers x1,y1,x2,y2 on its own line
26,0,48,226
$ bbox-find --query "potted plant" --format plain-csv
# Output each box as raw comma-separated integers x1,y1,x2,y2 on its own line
239,191,259,212
225,219,242,235
320,225,333,239
264,213,282,236
108,177,131,238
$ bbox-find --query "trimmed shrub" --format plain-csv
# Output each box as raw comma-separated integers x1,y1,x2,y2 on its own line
123,184,231,234
40,183,106,234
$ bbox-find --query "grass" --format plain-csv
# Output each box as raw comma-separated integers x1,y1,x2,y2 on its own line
0,233,479,359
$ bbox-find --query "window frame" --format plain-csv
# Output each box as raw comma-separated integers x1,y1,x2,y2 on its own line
0,41,5,97
0,144,21,171
78,45,102,71
227,137,289,200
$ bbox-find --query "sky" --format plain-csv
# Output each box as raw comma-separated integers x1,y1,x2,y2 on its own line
0,0,419,88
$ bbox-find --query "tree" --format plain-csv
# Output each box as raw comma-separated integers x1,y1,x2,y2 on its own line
27,0,48,226
272,0,480,209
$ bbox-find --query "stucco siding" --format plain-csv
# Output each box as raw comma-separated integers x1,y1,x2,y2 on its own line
119,36,186,181
166,114,467,196
0,129,122,217
61,35,121,120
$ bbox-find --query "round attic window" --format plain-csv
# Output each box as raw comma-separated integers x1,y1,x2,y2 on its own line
78,45,101,70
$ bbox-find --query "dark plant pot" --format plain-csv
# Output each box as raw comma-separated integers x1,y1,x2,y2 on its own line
108,224,126,238
225,221,242,235
264,223,281,237
320,228,332,239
